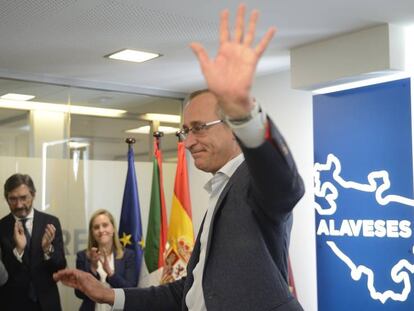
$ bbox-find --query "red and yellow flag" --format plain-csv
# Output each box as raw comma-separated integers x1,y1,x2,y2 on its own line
161,141,194,283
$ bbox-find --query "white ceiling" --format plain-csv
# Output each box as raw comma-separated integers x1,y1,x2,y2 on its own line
1,0,414,97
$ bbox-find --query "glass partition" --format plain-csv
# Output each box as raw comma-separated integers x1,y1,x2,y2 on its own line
0,78,183,309
0,78,184,161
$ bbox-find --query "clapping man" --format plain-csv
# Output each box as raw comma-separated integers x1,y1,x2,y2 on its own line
0,173,66,311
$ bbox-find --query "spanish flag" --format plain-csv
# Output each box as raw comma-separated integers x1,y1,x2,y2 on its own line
161,141,194,283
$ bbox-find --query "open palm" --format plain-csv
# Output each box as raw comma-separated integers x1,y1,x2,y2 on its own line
191,5,275,118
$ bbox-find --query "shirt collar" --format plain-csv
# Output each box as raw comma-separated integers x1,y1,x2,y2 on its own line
204,153,244,193
13,207,35,221
217,153,244,178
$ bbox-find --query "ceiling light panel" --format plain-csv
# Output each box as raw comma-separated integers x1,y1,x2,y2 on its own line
0,93,35,101
107,49,161,63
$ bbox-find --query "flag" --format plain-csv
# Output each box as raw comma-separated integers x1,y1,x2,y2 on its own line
161,141,194,283
118,143,144,281
144,136,168,273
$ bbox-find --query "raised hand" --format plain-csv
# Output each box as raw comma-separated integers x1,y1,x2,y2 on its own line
190,4,276,119
53,268,115,304
41,224,56,253
13,220,26,254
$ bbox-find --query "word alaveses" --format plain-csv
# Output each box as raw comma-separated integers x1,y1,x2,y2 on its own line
317,219,411,238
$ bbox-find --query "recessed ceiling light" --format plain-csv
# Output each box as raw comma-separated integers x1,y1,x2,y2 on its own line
126,125,179,134
1,93,35,101
106,49,161,63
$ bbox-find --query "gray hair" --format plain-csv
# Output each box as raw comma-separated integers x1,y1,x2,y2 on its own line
186,89,226,121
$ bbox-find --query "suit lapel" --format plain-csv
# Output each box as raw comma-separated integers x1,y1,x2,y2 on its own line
114,252,122,274
185,162,248,293
187,216,204,272
4,214,15,246
211,161,248,221
204,161,248,261
30,209,43,259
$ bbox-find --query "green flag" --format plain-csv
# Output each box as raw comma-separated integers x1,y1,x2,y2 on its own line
144,136,168,273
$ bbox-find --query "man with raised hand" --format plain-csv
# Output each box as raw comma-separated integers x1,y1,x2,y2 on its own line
54,4,304,310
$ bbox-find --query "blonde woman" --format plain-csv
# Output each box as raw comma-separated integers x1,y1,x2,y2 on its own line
75,209,137,311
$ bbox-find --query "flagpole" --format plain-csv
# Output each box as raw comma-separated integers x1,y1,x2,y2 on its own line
175,131,182,142
153,131,164,148
152,130,167,270
125,137,136,148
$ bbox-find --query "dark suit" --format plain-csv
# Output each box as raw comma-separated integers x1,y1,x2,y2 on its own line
0,209,67,311
76,248,137,311
122,118,305,311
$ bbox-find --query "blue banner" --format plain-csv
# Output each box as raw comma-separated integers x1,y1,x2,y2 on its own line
119,145,144,280
313,78,414,310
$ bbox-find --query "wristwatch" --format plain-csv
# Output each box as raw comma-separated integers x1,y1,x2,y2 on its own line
44,245,54,257
226,101,261,126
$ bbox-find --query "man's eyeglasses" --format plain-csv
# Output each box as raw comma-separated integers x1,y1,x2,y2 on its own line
178,120,223,140
7,195,31,205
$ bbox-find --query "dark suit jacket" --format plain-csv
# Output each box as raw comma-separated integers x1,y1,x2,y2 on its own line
0,209,67,311
122,118,305,311
76,248,137,311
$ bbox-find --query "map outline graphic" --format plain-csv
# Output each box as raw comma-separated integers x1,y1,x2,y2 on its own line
314,153,414,303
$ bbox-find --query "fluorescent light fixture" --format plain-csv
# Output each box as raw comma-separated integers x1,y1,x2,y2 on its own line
126,125,180,134
312,72,411,95
19,125,30,131
0,99,126,117
107,49,161,63
140,113,181,123
1,93,35,101
68,141,90,149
